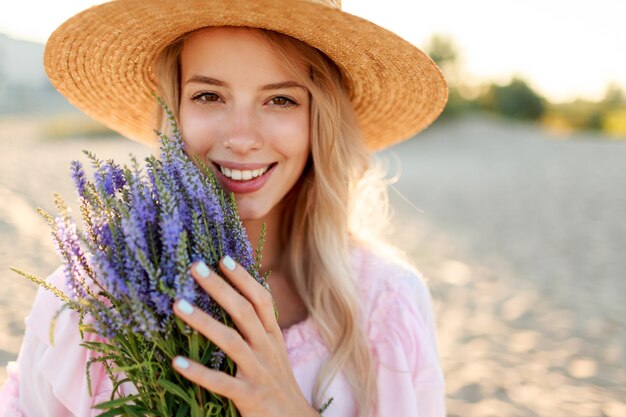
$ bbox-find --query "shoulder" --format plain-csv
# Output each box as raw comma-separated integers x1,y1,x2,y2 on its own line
350,243,445,387
350,243,434,319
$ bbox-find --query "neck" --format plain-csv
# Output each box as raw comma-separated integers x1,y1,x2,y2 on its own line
243,203,285,276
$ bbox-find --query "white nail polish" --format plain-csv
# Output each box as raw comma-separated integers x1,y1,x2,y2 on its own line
175,356,190,369
223,255,236,271
195,261,211,278
177,299,194,315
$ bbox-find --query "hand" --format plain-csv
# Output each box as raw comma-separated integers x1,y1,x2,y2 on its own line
172,256,319,417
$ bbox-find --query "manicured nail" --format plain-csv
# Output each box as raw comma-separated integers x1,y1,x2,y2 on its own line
177,299,194,315
195,261,211,279
174,356,190,370
223,256,236,271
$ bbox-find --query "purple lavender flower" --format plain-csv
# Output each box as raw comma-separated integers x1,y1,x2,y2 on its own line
171,132,224,224
48,109,260,349
52,215,90,300
70,161,87,198
222,194,256,275
90,155,126,197
89,298,129,339
154,171,185,303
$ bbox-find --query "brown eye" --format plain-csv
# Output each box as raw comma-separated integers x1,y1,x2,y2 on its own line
193,92,220,103
270,96,297,107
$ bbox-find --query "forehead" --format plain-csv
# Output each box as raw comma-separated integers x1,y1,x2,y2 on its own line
183,26,268,51
180,27,303,80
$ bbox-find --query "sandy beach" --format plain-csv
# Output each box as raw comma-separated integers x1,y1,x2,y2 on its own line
1,114,624,416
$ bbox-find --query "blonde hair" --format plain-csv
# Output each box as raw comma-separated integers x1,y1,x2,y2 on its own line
154,27,392,417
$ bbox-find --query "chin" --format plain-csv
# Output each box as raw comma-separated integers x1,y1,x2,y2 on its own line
235,202,272,223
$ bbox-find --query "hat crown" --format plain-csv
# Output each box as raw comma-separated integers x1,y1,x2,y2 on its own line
309,0,341,9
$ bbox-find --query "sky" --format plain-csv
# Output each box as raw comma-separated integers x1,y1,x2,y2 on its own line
1,0,624,102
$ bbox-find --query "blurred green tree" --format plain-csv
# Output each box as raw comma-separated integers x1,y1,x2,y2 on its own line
542,84,626,137
424,35,476,119
422,34,623,137
425,34,459,71
602,83,626,106
599,84,626,137
478,77,546,120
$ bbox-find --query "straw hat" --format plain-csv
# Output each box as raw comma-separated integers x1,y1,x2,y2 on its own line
44,0,447,150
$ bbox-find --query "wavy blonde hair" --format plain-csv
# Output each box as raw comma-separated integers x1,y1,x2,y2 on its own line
154,28,392,417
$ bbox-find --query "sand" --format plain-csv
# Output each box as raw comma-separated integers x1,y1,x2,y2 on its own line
1,114,624,416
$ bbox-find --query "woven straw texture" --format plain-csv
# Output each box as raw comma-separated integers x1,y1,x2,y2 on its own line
44,0,447,150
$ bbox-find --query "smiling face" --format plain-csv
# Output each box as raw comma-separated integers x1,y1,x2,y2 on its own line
178,27,311,222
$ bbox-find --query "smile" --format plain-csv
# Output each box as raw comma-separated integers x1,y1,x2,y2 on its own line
218,165,271,181
212,161,276,194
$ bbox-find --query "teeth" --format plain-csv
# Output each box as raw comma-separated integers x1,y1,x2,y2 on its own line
219,165,270,181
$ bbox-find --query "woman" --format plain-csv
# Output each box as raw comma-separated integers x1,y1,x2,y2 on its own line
1,1,447,416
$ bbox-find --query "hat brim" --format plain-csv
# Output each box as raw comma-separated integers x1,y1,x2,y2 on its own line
44,0,447,150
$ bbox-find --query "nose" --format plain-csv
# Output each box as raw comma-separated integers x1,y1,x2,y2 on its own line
223,105,263,154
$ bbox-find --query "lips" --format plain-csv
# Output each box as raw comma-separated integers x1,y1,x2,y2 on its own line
212,160,275,194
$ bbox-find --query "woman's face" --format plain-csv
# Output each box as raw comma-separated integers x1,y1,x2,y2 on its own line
179,27,311,221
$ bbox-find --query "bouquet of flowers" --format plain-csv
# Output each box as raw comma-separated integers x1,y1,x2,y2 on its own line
12,103,267,416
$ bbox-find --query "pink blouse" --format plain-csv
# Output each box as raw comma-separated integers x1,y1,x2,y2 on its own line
1,246,445,416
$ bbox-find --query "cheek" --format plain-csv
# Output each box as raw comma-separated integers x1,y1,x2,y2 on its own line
179,104,219,154
269,113,310,158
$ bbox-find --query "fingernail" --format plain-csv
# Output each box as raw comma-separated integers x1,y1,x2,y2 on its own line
223,255,236,271
174,356,190,369
177,299,194,315
195,261,211,279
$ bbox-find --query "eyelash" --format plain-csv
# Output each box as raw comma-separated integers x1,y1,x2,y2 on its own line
269,96,298,108
191,92,298,108
192,92,221,104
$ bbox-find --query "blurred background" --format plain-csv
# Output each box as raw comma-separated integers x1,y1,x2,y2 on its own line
0,1,624,416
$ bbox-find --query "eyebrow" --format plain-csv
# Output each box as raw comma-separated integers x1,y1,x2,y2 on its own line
185,75,227,87
260,81,307,91
185,75,306,91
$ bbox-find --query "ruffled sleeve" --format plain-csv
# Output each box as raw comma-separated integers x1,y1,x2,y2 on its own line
1,267,133,417
366,259,446,417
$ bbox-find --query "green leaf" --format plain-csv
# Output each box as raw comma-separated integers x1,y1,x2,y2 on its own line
190,387,204,417
175,403,191,417
227,398,240,417
190,330,200,362
121,404,147,417
199,339,214,366
158,379,190,402
93,395,139,409
175,316,191,335
94,407,126,417
112,377,133,399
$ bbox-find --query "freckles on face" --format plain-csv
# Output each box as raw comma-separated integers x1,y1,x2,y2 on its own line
177,27,311,221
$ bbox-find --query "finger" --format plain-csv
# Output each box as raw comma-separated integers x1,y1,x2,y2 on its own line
190,260,277,341
172,355,248,401
218,256,279,334
173,299,260,374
